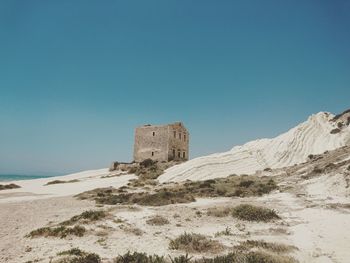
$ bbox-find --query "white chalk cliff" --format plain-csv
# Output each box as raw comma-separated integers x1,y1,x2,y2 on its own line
159,111,350,182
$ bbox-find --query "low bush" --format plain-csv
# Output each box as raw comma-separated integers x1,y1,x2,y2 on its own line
330,128,341,134
121,225,143,236
26,225,86,238
77,176,277,207
45,179,79,185
60,210,106,225
0,183,20,190
146,215,170,226
169,232,223,253
214,227,233,237
231,204,280,222
207,207,232,217
263,168,272,172
114,251,165,263
236,240,297,253
94,189,195,206
55,248,101,263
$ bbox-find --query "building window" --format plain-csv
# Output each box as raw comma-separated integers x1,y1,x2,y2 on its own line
184,134,186,141
151,152,154,156
178,150,181,158
179,133,181,139
173,131,176,138
152,131,155,136
183,152,186,158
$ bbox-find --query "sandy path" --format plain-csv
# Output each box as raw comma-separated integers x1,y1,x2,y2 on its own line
0,196,96,263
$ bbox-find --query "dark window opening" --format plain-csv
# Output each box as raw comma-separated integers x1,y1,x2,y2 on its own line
184,134,186,141
151,152,154,156
183,152,186,158
152,132,155,136
178,151,181,158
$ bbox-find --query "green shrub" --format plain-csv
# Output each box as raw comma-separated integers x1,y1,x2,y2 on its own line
195,251,296,263
140,159,156,168
26,225,86,238
55,248,101,263
0,183,20,190
207,207,232,217
237,240,297,253
45,179,79,185
169,232,223,253
57,248,85,256
146,215,170,226
231,204,280,222
60,210,106,225
94,189,195,206
77,176,277,207
114,251,165,263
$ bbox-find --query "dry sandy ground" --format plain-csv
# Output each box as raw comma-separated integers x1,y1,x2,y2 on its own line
1,150,350,263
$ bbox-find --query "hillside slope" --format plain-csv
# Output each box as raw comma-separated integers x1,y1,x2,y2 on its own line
159,111,350,182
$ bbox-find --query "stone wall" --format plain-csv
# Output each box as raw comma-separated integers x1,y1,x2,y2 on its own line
133,125,170,162
167,122,189,161
133,122,189,163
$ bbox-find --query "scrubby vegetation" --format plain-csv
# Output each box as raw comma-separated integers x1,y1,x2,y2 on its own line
114,251,165,263
330,128,341,134
45,179,79,185
54,248,101,263
78,188,195,206
214,227,233,237
236,240,297,253
77,175,278,207
60,210,106,225
181,176,278,198
146,215,170,226
169,232,223,253
231,204,280,222
127,159,179,187
0,183,20,190
113,251,296,263
121,225,143,236
26,225,86,238
207,207,232,217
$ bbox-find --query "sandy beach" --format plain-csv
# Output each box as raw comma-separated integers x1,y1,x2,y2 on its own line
1,151,350,263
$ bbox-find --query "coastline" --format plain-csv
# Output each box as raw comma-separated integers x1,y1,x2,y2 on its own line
0,168,136,203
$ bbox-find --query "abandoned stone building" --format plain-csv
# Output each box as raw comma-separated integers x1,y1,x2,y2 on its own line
133,122,189,162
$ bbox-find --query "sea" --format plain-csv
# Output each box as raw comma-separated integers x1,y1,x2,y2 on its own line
0,174,56,182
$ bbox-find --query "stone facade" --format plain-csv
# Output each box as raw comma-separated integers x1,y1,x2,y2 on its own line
133,122,189,162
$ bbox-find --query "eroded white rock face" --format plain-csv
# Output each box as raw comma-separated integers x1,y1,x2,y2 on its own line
159,111,350,183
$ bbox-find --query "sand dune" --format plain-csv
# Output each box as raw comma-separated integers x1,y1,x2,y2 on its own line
0,169,136,203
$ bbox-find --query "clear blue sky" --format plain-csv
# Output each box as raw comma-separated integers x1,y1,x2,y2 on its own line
0,1,349,175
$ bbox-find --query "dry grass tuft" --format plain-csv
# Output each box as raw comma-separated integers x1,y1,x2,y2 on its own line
60,210,107,225
207,207,232,217
54,248,101,263
146,215,170,226
26,225,86,238
231,204,280,222
114,251,165,263
236,240,298,253
169,232,223,253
